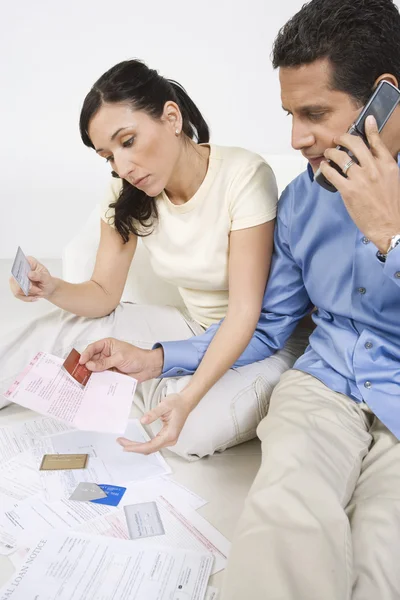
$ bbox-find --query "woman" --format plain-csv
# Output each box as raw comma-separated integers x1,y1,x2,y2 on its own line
3,60,308,459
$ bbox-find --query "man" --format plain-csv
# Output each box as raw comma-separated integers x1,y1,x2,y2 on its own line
219,1,400,598
82,0,400,596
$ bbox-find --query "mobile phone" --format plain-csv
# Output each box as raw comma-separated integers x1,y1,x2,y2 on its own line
315,80,400,192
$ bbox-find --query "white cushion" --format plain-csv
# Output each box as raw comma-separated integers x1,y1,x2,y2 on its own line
62,154,306,305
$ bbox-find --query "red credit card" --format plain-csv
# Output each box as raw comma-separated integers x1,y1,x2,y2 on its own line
63,348,92,387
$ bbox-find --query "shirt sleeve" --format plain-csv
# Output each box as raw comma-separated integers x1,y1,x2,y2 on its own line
156,183,313,377
383,243,400,288
100,178,122,227
229,160,278,231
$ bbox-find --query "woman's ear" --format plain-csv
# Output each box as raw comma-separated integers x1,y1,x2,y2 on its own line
162,101,182,134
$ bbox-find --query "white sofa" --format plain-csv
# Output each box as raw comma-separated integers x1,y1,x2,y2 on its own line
0,154,306,591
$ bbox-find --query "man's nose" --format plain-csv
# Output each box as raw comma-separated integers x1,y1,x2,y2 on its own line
291,121,315,151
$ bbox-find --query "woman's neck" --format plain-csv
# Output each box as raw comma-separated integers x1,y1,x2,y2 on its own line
165,141,210,205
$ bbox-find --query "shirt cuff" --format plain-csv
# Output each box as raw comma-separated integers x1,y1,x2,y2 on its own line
152,340,201,378
383,244,400,287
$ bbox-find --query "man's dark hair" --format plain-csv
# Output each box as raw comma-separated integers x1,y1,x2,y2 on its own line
272,0,400,104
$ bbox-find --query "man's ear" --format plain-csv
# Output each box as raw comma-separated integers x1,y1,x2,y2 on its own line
373,73,399,89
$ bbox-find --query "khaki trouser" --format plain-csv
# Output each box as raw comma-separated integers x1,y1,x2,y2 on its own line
0,303,309,460
221,369,400,600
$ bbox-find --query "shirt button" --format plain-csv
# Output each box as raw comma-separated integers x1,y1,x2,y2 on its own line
358,287,366,295
176,369,184,375
365,342,373,349
395,272,400,279
364,381,372,389
362,237,370,244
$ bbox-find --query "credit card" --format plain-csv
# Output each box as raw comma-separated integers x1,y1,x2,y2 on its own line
11,246,31,296
69,482,107,502
63,348,92,387
124,501,165,539
40,453,89,471
90,484,126,506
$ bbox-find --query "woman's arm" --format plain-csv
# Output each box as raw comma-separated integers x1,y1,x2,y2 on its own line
179,219,274,410
29,220,136,317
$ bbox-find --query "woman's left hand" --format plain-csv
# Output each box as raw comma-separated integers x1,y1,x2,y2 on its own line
117,393,192,455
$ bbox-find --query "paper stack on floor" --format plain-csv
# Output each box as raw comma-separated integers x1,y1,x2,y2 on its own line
0,414,229,599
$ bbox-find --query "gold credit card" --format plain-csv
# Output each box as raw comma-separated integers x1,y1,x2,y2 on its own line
39,453,89,471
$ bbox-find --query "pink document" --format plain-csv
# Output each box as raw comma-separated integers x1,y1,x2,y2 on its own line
4,352,136,434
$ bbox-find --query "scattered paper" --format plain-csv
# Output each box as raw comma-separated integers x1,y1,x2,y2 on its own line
206,587,219,600
0,452,42,511
118,476,208,512
0,496,114,553
78,494,230,575
0,416,72,463
46,419,172,483
4,352,136,433
0,530,213,600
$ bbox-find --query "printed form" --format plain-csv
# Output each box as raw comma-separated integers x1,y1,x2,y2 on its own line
0,530,213,600
4,352,137,433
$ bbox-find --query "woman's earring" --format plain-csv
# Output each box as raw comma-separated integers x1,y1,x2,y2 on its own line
175,129,180,136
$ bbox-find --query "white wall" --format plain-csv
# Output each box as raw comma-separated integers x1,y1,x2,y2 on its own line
3,0,393,258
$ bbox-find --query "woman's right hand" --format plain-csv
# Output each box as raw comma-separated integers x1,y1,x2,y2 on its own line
9,257,57,302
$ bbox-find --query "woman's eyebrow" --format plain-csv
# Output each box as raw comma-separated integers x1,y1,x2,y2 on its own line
96,126,132,153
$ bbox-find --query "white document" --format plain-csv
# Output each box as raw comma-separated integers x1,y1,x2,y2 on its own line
0,416,72,463
0,496,114,553
46,419,171,483
0,525,17,556
78,494,230,575
121,477,207,511
0,452,42,511
206,587,219,600
0,530,213,600
4,352,137,433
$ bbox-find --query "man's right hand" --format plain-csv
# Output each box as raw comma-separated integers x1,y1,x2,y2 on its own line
9,257,57,302
79,338,164,383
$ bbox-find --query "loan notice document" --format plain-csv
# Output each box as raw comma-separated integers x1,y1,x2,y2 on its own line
3,353,137,433
0,530,213,600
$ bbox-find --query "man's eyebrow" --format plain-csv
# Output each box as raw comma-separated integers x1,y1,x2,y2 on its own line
95,127,131,153
282,104,330,113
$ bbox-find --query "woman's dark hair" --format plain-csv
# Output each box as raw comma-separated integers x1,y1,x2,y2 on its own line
272,0,400,105
80,60,210,242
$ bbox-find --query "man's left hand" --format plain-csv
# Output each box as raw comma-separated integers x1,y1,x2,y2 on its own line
320,115,400,253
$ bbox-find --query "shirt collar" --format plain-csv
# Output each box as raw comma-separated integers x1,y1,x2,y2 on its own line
307,162,314,182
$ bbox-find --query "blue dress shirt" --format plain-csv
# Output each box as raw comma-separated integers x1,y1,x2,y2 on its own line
157,163,400,438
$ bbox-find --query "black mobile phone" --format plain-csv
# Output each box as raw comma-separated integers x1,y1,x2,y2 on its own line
315,80,400,193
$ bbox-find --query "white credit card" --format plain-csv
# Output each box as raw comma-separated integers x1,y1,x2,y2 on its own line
124,501,166,539
11,246,31,296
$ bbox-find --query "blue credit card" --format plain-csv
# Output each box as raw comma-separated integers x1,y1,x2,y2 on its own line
90,484,126,506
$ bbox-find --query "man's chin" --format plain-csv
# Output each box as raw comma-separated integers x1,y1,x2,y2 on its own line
307,156,324,172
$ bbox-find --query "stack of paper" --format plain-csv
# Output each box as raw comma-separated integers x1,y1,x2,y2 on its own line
0,352,229,600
